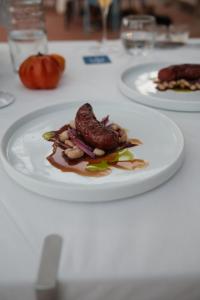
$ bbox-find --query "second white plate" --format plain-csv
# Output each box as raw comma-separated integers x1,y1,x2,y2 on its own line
119,62,200,111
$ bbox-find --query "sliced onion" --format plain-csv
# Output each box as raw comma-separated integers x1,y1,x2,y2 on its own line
68,128,95,158
101,115,109,126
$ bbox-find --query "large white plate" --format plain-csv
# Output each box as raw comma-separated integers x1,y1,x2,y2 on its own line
119,62,200,111
0,101,184,202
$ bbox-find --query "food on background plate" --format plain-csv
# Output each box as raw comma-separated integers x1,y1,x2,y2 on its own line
155,64,200,91
43,103,148,177
19,53,65,89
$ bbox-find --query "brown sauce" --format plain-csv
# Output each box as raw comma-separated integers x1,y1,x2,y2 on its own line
114,160,149,170
47,145,148,177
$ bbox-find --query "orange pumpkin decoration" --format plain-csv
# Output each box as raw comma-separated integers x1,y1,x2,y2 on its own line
51,53,66,72
19,53,65,89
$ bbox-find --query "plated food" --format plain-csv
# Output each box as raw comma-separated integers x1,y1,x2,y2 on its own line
155,64,200,91
43,103,147,177
119,62,200,111
0,101,184,201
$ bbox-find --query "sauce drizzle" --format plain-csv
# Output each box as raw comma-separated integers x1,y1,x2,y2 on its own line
47,145,148,177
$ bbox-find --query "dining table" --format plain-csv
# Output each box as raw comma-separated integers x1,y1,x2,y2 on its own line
0,39,200,300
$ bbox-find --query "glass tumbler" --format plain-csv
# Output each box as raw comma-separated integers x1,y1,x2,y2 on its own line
7,0,48,72
155,24,189,48
121,15,156,56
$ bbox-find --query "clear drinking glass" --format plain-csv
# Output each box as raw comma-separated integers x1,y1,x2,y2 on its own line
0,46,15,110
156,24,189,48
97,0,113,52
0,90,15,109
0,2,15,108
169,24,189,45
7,0,48,72
121,15,156,56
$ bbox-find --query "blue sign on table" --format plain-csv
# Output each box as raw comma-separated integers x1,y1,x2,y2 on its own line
83,55,111,64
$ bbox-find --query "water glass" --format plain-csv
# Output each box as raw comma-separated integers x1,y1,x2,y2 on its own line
7,0,48,72
156,24,189,48
169,24,189,45
121,15,156,56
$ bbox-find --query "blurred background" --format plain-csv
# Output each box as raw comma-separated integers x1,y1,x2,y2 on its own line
0,0,200,41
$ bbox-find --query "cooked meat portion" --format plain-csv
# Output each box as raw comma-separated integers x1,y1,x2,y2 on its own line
75,103,119,150
158,64,200,82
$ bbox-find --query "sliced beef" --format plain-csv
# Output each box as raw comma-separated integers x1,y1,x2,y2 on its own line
75,103,119,150
158,64,200,82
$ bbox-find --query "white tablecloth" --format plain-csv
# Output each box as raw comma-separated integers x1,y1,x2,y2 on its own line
0,40,200,300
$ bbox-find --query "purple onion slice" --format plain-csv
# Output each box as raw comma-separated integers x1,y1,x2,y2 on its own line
68,128,95,158
101,115,109,126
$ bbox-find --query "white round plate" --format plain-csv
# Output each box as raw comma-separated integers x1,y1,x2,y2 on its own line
0,101,184,202
119,62,200,111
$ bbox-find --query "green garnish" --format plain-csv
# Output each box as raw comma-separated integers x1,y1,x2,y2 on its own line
86,149,134,172
113,149,134,162
86,161,109,172
150,76,157,81
42,131,55,141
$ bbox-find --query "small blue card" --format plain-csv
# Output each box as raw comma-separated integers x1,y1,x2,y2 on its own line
83,55,111,64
